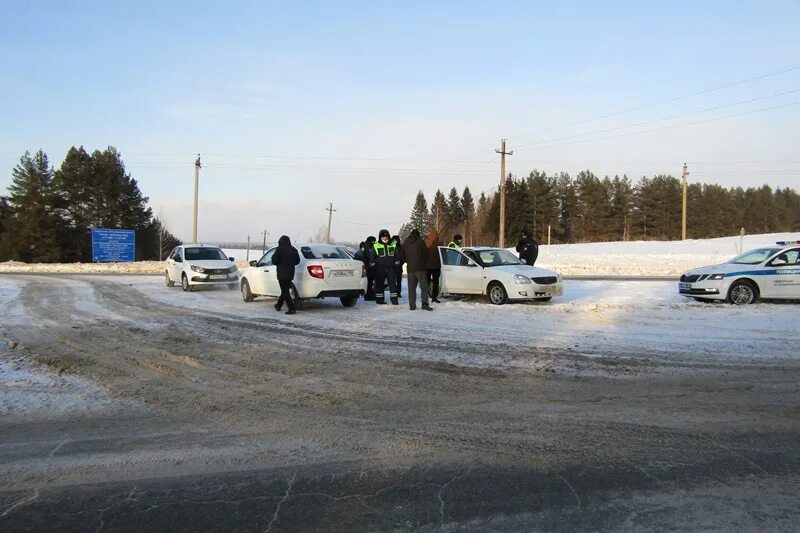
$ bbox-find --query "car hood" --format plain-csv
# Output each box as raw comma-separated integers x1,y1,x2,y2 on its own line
184,260,235,269
490,264,559,277
684,262,755,276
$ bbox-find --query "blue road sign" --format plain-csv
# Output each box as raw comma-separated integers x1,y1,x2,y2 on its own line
92,228,135,262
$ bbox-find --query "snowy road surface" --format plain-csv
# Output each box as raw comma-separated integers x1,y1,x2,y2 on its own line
1,274,799,531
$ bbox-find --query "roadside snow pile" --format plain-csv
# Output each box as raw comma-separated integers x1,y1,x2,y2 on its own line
0,356,136,420
0,232,797,276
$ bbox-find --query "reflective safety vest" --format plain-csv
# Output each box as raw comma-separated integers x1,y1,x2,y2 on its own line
448,242,461,249
373,241,397,257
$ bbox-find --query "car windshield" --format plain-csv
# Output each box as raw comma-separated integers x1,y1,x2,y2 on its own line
728,247,781,265
300,245,349,260
184,247,228,261
475,249,523,267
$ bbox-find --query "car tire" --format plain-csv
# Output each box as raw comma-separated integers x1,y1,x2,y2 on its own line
727,280,758,305
165,271,175,287
181,274,192,292
340,295,358,307
241,279,254,302
487,282,508,305
290,283,302,310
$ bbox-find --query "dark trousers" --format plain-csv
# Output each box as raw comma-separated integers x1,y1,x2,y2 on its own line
394,265,404,296
407,270,429,308
365,268,376,300
426,268,441,298
276,279,295,311
374,265,398,301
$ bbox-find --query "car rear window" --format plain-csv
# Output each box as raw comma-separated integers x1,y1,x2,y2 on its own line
300,245,349,259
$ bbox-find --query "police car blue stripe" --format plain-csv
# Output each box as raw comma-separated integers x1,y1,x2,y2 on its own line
726,269,800,277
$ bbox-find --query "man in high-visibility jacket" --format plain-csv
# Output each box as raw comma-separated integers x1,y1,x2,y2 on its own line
370,229,400,305
448,234,463,249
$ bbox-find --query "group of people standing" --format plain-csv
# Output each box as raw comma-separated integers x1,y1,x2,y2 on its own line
354,228,464,311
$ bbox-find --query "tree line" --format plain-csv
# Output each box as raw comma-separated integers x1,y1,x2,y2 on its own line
404,171,800,245
0,147,181,262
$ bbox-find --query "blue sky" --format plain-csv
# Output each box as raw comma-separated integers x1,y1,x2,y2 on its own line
1,1,799,242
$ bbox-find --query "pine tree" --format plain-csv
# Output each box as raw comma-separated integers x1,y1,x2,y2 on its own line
6,150,62,262
555,173,577,243
52,146,94,261
0,196,12,260
461,187,475,245
528,171,560,242
609,175,633,241
429,189,447,235
445,187,463,238
409,190,429,232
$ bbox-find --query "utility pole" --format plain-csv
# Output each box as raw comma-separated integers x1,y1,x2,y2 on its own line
495,139,513,248
192,154,201,243
261,230,269,254
246,235,251,262
681,163,689,240
325,203,336,244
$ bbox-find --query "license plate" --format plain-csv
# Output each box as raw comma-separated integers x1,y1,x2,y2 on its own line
679,282,691,290
332,270,354,278
210,274,227,280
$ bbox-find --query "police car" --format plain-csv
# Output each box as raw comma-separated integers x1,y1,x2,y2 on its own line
679,240,800,304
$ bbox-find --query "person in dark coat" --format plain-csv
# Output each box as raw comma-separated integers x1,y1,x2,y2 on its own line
516,227,539,266
425,228,442,303
363,236,377,300
369,229,400,305
392,235,404,298
403,229,433,311
272,235,301,314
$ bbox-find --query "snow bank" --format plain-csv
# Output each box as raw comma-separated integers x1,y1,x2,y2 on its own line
0,232,797,276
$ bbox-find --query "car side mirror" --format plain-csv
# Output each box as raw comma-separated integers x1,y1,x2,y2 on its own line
229,257,235,262
249,260,257,267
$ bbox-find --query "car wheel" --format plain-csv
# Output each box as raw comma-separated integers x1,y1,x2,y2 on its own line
290,283,302,310
340,295,358,307
165,271,175,287
181,274,192,292
487,282,508,305
727,280,758,305
241,279,254,302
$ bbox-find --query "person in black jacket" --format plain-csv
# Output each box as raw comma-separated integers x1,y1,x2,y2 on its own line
370,229,400,305
516,227,539,266
272,235,301,314
392,235,404,298
403,229,433,311
363,236,377,300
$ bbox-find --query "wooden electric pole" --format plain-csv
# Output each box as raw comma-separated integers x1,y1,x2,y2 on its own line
325,203,336,244
192,154,201,243
261,230,269,253
495,139,513,248
682,163,689,240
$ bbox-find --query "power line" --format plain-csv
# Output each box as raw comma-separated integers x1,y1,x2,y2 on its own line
514,87,800,149
514,100,800,152
508,64,800,141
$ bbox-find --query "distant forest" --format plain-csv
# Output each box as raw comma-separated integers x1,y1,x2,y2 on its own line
404,171,800,245
0,148,181,263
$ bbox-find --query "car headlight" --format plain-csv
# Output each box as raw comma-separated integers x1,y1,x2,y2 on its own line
514,274,532,284
708,273,725,280
190,265,206,273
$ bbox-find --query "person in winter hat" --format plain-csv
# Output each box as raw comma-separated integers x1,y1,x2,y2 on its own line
369,229,400,305
391,235,404,298
403,229,433,311
272,235,301,314
516,227,539,266
448,234,463,249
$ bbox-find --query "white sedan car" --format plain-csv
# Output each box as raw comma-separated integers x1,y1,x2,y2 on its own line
240,243,367,307
438,246,564,305
165,245,239,292
679,240,800,304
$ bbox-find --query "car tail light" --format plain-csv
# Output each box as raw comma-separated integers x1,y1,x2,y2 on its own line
361,265,367,277
307,265,325,279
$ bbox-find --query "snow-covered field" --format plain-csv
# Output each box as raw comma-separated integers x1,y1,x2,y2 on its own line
1,232,797,276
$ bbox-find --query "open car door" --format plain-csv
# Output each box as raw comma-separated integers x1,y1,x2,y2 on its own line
439,247,484,294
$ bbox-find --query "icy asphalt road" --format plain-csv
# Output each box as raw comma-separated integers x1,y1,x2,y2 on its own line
1,275,799,531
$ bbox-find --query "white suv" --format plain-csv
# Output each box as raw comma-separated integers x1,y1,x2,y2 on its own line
240,243,366,307
165,245,239,292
